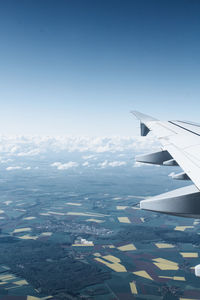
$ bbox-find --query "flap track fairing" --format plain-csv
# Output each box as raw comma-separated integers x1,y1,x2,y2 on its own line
140,185,200,218
136,150,172,165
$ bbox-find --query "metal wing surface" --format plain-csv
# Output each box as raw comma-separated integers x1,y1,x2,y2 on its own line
132,111,200,218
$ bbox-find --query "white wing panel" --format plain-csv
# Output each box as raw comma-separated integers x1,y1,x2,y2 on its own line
173,121,200,135
132,111,200,190
184,145,200,164
132,111,200,218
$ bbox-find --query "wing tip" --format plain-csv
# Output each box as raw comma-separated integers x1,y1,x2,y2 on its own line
130,110,158,122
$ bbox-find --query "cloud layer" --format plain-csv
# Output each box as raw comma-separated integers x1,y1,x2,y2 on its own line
51,161,79,170
98,160,127,168
0,135,159,171
0,135,158,156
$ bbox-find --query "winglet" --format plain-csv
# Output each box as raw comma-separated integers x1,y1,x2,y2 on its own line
131,111,158,136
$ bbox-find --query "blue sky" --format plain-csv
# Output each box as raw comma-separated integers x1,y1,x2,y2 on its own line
0,0,200,135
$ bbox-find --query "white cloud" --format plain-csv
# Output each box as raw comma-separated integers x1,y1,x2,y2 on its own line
6,166,22,171
10,146,19,153
0,135,162,172
108,161,127,167
17,149,41,157
6,166,31,171
118,154,125,157
51,161,79,170
98,160,108,168
82,155,96,160
51,162,61,167
0,158,13,163
98,160,127,168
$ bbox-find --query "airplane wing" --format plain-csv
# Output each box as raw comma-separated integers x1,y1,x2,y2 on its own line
132,111,200,218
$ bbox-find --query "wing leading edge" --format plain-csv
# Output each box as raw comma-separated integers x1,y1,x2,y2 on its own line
132,111,200,218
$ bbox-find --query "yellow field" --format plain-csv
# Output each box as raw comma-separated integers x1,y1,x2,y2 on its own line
118,243,136,251
102,255,121,263
13,227,31,233
94,257,127,272
130,281,137,294
155,243,175,249
174,226,194,231
19,235,38,240
153,258,178,265
116,206,128,210
180,252,198,258
179,298,197,300
41,232,52,236
118,217,131,223
0,274,16,281
23,217,36,220
153,258,179,270
133,270,153,280
14,280,28,286
154,262,179,270
159,276,185,281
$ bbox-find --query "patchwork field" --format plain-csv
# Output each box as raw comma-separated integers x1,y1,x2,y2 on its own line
0,153,199,300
